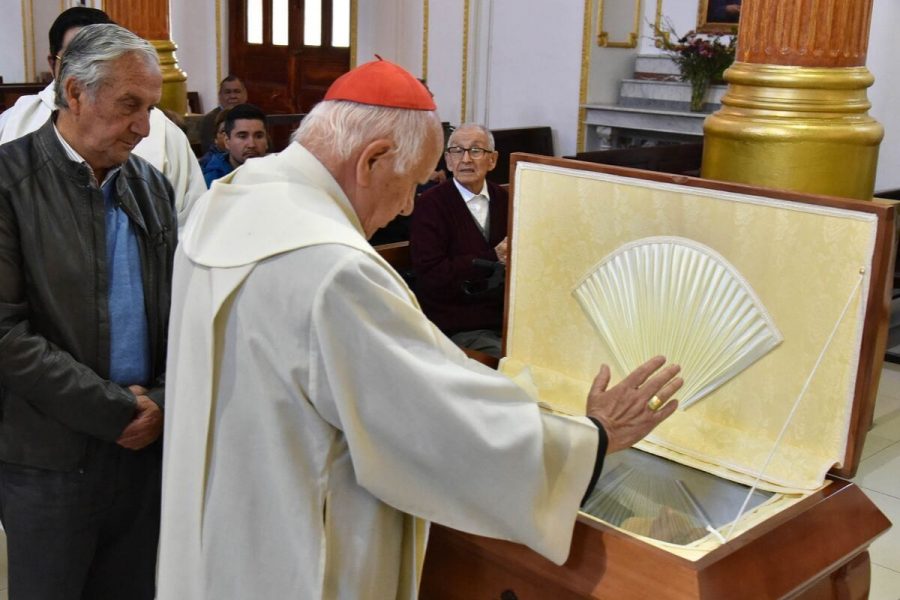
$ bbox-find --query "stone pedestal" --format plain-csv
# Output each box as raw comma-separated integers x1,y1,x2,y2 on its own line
582,55,724,151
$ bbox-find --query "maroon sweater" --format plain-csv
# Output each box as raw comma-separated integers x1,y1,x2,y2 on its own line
410,179,509,335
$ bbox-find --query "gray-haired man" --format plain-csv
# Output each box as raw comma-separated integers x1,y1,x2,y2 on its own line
0,24,176,599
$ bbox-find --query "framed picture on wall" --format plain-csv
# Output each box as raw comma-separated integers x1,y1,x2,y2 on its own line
697,0,741,33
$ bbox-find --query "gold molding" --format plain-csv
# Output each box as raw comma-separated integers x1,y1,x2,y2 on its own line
654,0,670,47
20,0,28,81
215,0,222,85
152,38,188,114
421,0,429,80
460,0,469,123
350,0,358,67
577,0,592,151
25,0,36,82
597,0,641,48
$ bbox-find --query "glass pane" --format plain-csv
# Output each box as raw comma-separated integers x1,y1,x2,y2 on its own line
304,0,322,47
332,0,350,47
272,0,289,45
247,0,263,44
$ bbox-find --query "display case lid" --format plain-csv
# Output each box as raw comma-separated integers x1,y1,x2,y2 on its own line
501,155,896,491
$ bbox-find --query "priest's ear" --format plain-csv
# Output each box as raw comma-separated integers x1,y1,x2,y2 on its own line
355,138,394,187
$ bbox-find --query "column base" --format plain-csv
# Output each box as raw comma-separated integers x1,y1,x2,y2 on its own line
702,63,883,200
152,39,188,115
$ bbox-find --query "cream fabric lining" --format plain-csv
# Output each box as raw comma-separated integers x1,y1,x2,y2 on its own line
504,162,878,493
572,236,783,409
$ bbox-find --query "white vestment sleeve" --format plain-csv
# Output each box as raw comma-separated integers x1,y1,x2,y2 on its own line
161,118,205,229
137,110,205,230
309,251,599,564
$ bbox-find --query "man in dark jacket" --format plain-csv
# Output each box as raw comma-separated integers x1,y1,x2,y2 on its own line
410,123,508,357
0,24,176,599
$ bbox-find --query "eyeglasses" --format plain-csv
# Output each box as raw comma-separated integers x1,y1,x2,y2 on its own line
446,146,493,159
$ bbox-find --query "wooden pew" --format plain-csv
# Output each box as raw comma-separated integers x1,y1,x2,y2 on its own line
566,141,704,176
373,240,416,290
265,113,306,153
181,112,306,157
0,82,46,114
488,126,554,186
875,187,900,363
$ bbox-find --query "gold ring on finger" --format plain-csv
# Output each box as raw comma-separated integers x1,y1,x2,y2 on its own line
648,395,664,411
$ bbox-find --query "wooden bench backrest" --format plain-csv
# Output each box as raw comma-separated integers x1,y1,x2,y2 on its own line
567,142,704,176
488,126,554,186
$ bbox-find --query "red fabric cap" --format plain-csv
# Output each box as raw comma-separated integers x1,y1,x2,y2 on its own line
324,57,436,111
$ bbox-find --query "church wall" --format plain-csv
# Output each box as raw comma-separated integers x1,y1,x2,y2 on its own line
30,1,63,83
357,0,424,74
587,0,640,106
171,0,224,114
422,0,464,128
868,0,900,192
480,0,585,156
0,0,103,86
0,0,26,84
359,0,587,156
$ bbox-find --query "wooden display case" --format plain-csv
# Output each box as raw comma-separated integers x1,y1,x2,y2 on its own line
420,154,896,600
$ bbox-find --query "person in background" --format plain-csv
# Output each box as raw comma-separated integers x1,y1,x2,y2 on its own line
0,6,204,229
157,58,681,599
198,75,248,151
201,103,269,186
410,123,509,358
198,108,230,169
0,24,177,599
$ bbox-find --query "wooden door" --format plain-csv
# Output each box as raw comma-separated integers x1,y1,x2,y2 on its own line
229,0,350,114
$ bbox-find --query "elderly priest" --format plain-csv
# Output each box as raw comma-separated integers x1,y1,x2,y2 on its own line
157,58,682,600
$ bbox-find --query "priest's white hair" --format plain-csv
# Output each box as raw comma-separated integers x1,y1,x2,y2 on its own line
291,100,442,174
55,23,159,110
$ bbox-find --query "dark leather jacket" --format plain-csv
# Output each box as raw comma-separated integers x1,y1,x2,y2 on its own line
0,118,177,471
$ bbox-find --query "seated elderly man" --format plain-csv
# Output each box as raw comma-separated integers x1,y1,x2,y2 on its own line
0,23,177,599
410,123,509,357
202,103,269,186
0,6,204,228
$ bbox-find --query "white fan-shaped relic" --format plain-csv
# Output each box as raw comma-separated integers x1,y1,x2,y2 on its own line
572,236,782,409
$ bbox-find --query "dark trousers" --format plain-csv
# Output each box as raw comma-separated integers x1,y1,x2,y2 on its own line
0,440,161,600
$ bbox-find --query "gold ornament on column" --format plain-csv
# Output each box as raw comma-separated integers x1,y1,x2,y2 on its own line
151,39,188,115
702,0,883,200
103,0,188,115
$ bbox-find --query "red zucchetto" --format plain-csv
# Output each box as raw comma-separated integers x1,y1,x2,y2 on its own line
324,56,436,111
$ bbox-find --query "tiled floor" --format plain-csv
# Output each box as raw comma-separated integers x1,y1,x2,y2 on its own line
0,364,897,599
861,361,900,600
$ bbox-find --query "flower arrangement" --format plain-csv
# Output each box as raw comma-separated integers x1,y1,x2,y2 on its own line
655,23,736,111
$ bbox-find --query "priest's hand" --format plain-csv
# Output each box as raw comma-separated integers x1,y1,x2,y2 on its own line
117,388,163,450
586,356,682,454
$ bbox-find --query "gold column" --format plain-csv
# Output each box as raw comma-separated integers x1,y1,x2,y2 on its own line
104,0,188,114
702,0,883,200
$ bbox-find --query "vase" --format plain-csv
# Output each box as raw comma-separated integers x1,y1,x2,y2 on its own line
689,76,710,112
